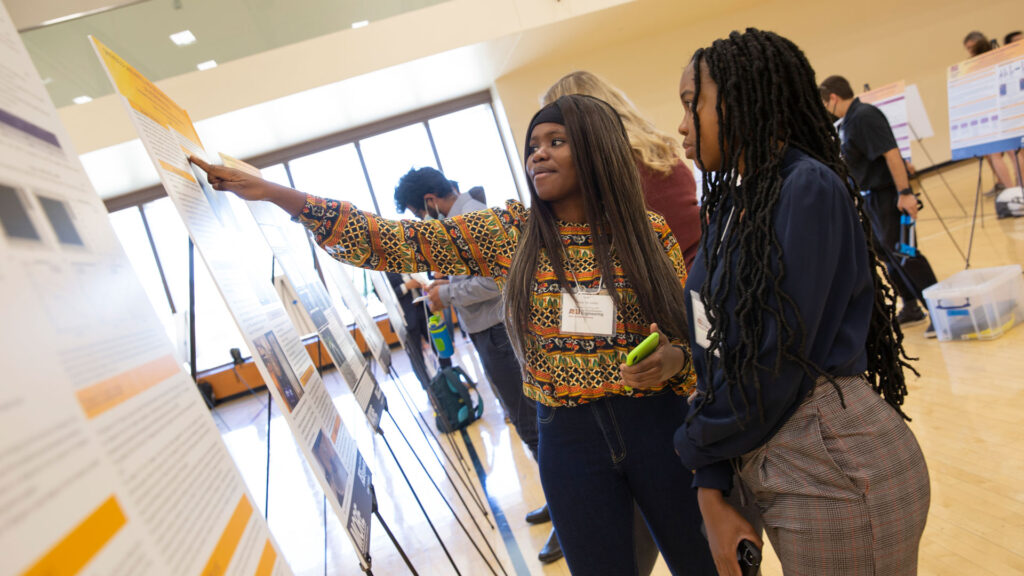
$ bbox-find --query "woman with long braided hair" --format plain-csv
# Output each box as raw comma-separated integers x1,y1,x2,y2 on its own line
672,29,930,575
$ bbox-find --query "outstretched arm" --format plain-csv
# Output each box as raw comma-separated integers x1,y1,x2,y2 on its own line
190,156,306,216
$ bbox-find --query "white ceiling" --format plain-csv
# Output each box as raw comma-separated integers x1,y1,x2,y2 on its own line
18,0,447,107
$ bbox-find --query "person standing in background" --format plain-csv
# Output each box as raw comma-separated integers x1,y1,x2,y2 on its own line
543,71,702,270
821,75,939,337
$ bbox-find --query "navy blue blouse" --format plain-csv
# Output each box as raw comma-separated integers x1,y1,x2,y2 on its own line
674,147,874,491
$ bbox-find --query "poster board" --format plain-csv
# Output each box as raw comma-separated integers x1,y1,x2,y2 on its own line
948,41,1024,159
369,270,409,346
860,81,913,161
316,250,393,371
90,37,373,566
0,2,289,574
221,154,385,431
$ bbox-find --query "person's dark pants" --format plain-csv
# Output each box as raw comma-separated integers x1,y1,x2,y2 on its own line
537,394,715,575
400,296,450,389
468,323,538,458
863,186,938,310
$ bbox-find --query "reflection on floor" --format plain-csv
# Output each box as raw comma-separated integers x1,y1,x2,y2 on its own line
213,163,1024,575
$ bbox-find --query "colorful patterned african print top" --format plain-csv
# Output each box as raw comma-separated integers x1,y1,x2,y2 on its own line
297,194,695,407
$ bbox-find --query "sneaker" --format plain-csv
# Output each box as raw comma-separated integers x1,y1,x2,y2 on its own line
896,306,927,326
924,322,936,339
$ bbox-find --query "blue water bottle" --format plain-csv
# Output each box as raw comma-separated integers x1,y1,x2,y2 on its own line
895,214,917,264
428,313,454,359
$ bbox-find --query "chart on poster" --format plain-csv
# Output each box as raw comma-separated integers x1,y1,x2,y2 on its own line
221,153,386,431
90,37,373,565
948,41,1024,159
860,81,913,161
0,2,289,575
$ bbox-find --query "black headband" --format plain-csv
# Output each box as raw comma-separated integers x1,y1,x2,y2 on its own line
526,102,565,146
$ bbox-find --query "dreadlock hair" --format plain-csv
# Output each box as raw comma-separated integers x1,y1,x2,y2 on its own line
504,94,690,363
689,28,916,422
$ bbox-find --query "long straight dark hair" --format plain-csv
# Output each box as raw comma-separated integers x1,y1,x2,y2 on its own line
504,94,689,362
689,29,915,421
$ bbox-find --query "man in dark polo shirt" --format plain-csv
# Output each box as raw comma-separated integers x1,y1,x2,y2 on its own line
820,75,938,337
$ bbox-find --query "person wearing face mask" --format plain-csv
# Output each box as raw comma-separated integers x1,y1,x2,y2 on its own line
819,75,939,337
392,167,561,564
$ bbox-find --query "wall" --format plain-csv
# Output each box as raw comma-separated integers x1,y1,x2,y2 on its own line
494,0,1024,168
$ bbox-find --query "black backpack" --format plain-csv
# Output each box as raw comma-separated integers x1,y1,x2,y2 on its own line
428,366,483,433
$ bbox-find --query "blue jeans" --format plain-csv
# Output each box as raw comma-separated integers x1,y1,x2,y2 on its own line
537,394,715,575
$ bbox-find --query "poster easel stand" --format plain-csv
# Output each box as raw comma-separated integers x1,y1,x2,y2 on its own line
378,407,506,575
357,354,505,573
961,144,1021,269
909,123,970,218
907,124,969,265
384,362,489,519
370,485,420,576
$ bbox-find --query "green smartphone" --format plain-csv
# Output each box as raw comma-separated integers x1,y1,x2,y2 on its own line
626,332,660,366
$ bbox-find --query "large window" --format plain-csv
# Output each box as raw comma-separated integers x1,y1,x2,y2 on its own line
107,97,520,372
429,104,520,207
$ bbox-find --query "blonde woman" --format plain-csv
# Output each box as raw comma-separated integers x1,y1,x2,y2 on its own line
544,71,701,269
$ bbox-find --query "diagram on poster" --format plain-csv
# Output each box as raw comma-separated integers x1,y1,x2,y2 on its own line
221,154,385,430
0,2,289,575
948,41,1024,159
90,36,374,566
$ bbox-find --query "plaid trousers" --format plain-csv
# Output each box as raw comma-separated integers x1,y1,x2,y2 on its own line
737,375,930,575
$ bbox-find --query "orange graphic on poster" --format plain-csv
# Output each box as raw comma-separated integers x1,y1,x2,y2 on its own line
22,497,127,576
75,355,179,419
90,36,203,148
201,496,254,576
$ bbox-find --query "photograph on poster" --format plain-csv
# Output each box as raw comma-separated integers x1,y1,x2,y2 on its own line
319,326,346,372
312,430,349,508
0,183,40,242
252,330,304,411
37,196,83,246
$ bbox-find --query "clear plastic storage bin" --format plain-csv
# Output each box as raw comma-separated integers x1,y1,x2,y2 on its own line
922,264,1024,342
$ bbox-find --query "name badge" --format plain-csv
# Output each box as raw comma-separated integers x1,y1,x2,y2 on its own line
560,290,615,336
690,290,713,351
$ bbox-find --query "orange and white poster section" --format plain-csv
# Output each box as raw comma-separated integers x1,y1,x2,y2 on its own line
948,40,1024,159
220,154,385,430
89,38,373,567
0,2,289,575
859,81,935,162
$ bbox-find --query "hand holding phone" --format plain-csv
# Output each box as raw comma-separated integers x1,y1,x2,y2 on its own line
737,539,761,576
625,332,659,366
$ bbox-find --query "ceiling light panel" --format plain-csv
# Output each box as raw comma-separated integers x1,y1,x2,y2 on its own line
169,30,196,46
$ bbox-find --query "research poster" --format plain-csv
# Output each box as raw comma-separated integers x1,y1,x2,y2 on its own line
91,38,373,564
369,270,409,346
221,154,385,430
859,81,913,161
315,250,393,370
948,41,1024,159
0,2,289,575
